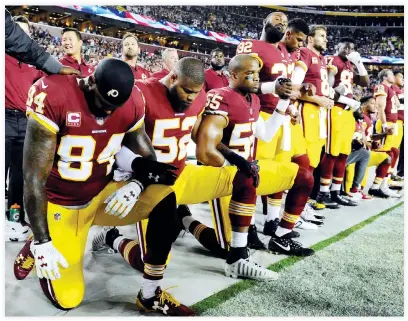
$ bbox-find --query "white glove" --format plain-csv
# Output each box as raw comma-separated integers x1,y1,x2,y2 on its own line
104,180,143,219
30,241,69,280
346,51,362,65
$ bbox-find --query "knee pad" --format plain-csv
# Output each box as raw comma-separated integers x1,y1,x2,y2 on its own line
232,171,257,202
292,154,310,170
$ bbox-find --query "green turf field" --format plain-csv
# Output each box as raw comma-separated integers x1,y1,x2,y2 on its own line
194,203,404,317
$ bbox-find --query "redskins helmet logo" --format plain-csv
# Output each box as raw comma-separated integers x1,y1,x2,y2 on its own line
107,89,119,97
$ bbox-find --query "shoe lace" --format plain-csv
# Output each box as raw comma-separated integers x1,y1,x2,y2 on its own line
159,286,180,307
21,256,34,269
288,239,302,250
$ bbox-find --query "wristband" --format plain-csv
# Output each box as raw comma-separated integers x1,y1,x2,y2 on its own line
382,123,389,132
34,236,52,245
222,159,231,167
337,96,361,111
288,104,297,115
130,179,144,192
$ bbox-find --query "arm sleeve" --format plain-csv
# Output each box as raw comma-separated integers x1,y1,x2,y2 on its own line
5,9,62,74
254,100,290,142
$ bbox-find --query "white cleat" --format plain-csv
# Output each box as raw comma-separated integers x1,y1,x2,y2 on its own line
225,257,278,281
348,191,363,201
5,221,31,242
301,205,324,225
295,216,319,230
381,186,402,198
92,226,114,251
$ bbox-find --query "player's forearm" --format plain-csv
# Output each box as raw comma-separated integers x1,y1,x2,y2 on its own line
355,74,369,87
123,124,157,161
23,120,56,242
299,92,321,105
256,100,290,142
196,144,225,167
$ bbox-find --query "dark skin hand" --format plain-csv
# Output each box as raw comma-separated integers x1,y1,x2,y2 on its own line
59,66,81,76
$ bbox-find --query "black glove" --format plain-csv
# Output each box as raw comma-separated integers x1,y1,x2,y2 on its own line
131,158,178,187
224,153,260,188
275,78,292,100
351,139,363,151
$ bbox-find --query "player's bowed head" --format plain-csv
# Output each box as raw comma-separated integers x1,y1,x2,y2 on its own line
162,57,205,113
77,57,135,117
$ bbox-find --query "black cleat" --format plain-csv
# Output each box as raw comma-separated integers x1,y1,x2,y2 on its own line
316,192,340,209
263,218,300,238
268,234,314,256
247,224,266,250
368,188,389,199
330,191,358,206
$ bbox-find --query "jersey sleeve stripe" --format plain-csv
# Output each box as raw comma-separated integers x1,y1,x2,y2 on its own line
29,112,59,134
295,60,308,72
374,92,387,97
204,110,229,127
327,65,338,73
126,115,145,133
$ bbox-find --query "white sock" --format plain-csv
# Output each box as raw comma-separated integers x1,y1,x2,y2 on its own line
275,226,292,237
330,183,341,192
231,231,248,248
112,236,125,252
319,185,330,193
141,278,159,299
266,205,281,222
250,215,256,225
380,176,390,189
182,216,195,230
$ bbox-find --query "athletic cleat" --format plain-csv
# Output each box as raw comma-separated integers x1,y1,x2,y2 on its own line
308,199,326,211
391,174,404,182
176,204,192,233
92,226,120,251
268,234,314,256
136,286,195,316
294,216,319,230
5,220,31,242
330,191,358,206
368,188,389,199
316,192,340,209
263,218,300,238
14,235,35,280
247,224,266,250
381,186,402,198
225,256,279,281
301,204,324,225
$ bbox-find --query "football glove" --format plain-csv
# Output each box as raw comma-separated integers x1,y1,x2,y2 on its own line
132,158,178,187
104,180,143,219
275,78,292,100
30,240,69,280
224,152,260,188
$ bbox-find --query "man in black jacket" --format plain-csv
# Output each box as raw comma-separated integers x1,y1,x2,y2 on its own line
5,9,79,76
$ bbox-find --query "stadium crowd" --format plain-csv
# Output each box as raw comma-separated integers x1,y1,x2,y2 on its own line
5,6,404,317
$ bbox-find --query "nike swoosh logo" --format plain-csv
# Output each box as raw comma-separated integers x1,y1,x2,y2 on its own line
41,80,48,89
273,240,290,251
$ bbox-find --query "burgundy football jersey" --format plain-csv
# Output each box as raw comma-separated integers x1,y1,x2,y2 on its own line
296,47,330,98
236,39,294,114
59,55,95,76
5,54,44,111
204,68,229,92
374,83,398,123
27,75,145,206
151,68,169,79
391,84,404,122
362,114,373,141
205,87,260,162
326,55,354,108
130,64,151,81
135,78,206,174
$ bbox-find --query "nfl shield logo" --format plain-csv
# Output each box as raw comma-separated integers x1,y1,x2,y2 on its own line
54,213,61,221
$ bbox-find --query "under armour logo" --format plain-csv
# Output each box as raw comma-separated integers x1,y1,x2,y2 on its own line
124,191,136,202
153,301,169,314
107,89,119,97
148,173,160,182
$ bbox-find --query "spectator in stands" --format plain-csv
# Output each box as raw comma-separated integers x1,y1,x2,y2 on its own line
151,48,179,79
